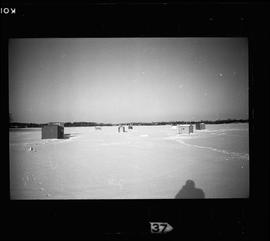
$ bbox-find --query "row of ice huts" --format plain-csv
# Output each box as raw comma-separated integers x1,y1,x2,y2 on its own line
41,122,206,139
40,122,134,139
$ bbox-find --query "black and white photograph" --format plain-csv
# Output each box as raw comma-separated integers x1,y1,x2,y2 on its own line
9,37,249,199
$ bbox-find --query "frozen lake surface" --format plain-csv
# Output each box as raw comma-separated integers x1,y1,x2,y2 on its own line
9,123,249,199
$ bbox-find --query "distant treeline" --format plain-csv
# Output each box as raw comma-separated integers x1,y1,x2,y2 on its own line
64,122,114,127
9,119,248,128
10,122,44,128
120,119,248,126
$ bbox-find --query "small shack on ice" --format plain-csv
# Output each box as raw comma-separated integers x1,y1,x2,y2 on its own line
177,124,194,134
118,125,127,133
195,123,206,130
42,123,64,139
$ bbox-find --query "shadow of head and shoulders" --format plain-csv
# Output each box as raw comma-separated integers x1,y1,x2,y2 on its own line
175,180,205,199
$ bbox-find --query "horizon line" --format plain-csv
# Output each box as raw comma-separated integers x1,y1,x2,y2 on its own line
10,118,249,125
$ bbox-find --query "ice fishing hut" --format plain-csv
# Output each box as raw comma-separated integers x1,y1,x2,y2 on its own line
42,122,64,139
177,124,194,134
118,125,127,133
195,123,206,130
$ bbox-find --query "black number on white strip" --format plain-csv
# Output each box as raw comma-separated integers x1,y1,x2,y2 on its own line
150,222,173,234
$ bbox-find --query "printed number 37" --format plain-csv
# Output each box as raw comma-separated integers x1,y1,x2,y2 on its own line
150,222,172,233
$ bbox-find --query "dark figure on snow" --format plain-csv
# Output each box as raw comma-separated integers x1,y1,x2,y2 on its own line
175,180,205,199
118,125,126,133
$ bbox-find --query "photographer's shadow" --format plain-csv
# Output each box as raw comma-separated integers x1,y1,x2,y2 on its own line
175,180,205,199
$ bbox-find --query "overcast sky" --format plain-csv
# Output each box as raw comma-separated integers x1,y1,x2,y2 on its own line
9,38,248,123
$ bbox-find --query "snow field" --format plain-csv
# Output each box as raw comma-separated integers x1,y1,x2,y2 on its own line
9,124,249,199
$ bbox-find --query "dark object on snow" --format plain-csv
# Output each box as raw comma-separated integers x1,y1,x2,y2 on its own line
118,125,126,133
175,180,205,199
195,123,206,130
42,124,64,139
128,125,133,129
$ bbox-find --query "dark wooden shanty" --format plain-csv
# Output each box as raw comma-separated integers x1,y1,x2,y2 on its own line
195,123,206,130
42,123,64,139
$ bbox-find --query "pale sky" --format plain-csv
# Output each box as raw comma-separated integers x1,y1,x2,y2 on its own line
9,38,248,123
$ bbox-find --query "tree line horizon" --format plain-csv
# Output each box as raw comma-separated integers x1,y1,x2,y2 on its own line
9,118,249,128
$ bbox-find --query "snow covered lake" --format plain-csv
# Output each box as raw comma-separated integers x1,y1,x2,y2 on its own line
9,123,249,199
